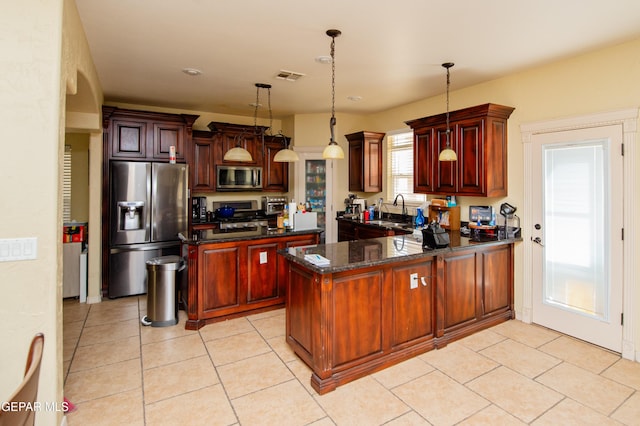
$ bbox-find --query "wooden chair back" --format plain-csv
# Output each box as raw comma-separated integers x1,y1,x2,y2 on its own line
0,333,45,426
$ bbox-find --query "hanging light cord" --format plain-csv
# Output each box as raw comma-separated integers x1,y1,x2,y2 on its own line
267,86,273,135
329,32,337,143
253,85,260,133
445,65,451,146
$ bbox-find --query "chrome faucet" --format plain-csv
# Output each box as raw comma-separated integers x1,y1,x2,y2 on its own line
393,194,407,218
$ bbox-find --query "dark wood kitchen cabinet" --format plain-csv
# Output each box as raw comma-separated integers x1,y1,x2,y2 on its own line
283,237,514,394
184,231,320,329
263,135,289,192
190,130,216,192
439,243,513,343
406,103,514,197
102,106,197,162
346,131,385,193
208,122,266,167
390,260,436,347
191,122,289,192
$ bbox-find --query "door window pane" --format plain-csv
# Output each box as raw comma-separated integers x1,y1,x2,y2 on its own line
543,140,609,320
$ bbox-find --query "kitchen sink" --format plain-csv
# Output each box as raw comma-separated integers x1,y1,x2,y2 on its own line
367,220,413,230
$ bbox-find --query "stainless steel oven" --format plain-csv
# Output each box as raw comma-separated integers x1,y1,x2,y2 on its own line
216,165,262,191
261,196,287,215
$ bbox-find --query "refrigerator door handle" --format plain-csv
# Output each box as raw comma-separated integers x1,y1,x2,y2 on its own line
110,241,180,254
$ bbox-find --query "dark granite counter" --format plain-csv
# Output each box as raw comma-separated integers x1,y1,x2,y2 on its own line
185,226,323,245
280,231,519,274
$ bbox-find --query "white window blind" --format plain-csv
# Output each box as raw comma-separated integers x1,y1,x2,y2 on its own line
63,145,72,222
386,131,426,204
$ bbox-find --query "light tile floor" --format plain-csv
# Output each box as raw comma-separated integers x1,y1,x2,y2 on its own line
63,297,640,425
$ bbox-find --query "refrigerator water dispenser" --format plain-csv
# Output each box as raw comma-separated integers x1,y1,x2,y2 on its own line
118,201,145,230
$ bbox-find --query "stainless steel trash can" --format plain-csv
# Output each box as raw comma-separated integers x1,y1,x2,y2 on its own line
141,255,184,327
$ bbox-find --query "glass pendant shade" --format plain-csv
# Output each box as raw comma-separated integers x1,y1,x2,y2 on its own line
273,148,299,162
322,141,344,159
438,147,457,161
224,146,253,162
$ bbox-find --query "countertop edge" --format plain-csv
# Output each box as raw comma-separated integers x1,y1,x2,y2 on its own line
279,236,521,274
184,228,323,245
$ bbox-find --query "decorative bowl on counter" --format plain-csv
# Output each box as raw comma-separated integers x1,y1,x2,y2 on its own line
215,205,235,218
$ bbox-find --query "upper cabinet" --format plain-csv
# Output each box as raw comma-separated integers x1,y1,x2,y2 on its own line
102,106,198,162
189,122,287,193
263,135,289,192
345,131,385,193
406,103,514,197
208,122,266,167
190,130,216,192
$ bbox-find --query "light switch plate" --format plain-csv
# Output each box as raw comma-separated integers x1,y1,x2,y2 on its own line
0,238,38,262
410,272,418,289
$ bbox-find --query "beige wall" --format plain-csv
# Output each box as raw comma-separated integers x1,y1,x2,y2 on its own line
0,1,65,424
65,133,90,222
0,0,102,424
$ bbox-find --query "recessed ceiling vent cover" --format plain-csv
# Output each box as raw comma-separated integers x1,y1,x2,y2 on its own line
276,70,305,81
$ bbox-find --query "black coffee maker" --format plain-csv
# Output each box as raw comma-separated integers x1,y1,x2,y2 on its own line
499,203,521,239
422,221,450,249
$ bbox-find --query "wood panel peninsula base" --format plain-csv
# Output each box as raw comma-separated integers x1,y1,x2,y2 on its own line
281,235,516,394
182,227,321,330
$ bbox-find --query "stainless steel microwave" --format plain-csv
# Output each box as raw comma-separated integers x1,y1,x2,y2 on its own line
216,165,262,191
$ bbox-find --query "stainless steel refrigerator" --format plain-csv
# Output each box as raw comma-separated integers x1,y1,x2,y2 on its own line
108,161,188,298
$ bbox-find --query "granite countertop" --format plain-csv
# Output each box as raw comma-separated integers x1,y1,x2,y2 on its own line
184,226,323,245
279,231,520,274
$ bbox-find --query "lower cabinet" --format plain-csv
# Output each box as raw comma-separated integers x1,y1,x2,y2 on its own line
285,240,514,394
391,260,436,347
439,243,513,342
185,232,319,329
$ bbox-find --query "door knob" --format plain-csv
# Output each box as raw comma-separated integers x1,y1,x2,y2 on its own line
532,236,544,247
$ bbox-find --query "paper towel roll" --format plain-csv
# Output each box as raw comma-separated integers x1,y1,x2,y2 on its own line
288,201,297,228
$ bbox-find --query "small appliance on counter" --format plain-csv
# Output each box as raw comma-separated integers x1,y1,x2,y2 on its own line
343,194,367,220
192,196,208,223
499,202,521,239
422,221,450,249
261,196,288,215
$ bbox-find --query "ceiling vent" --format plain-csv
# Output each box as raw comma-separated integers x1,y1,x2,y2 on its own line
276,70,305,81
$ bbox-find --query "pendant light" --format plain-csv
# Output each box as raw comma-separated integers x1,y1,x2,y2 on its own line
273,134,299,162
438,62,458,162
263,83,299,162
223,83,268,162
322,29,345,160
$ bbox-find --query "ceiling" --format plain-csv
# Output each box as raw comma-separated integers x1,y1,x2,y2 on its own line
74,0,640,119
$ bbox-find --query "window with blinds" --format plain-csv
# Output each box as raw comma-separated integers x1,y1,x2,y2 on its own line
63,145,72,222
386,131,426,203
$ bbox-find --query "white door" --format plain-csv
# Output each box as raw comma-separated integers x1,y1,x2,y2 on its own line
530,125,624,352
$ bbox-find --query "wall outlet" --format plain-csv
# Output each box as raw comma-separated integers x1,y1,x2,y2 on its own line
0,238,38,262
410,272,418,289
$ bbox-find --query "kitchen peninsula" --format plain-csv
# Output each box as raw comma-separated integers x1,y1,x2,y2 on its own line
280,233,517,394
182,227,322,330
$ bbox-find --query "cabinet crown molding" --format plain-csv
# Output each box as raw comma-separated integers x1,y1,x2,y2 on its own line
405,103,514,128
